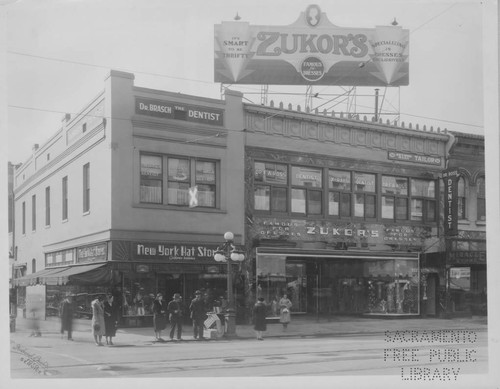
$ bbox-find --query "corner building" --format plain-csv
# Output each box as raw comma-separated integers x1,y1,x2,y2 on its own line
12,70,463,325
13,71,246,326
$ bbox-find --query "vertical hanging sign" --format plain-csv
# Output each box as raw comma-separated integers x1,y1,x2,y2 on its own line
442,169,460,236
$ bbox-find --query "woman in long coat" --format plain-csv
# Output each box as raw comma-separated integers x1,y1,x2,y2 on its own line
103,294,119,345
60,294,74,340
152,293,168,341
253,297,267,340
279,293,292,330
91,295,105,346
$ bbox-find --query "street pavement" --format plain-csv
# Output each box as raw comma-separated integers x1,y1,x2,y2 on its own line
8,315,491,384
11,313,488,344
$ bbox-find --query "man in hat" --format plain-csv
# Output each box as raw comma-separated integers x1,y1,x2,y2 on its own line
60,293,74,340
167,293,184,341
189,290,207,340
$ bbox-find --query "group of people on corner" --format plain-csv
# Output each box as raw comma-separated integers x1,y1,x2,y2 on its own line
91,294,119,346
60,293,119,346
58,290,293,345
253,293,292,340
152,292,185,341
152,289,218,342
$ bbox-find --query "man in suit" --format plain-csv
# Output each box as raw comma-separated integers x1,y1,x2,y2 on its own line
189,290,206,340
168,293,184,341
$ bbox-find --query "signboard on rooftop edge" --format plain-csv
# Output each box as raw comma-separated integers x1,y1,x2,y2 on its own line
214,4,409,86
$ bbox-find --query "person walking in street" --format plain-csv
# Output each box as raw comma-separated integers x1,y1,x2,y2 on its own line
152,293,168,341
91,295,105,346
103,293,119,345
279,293,292,331
253,297,267,340
189,290,206,340
60,293,74,341
168,293,184,341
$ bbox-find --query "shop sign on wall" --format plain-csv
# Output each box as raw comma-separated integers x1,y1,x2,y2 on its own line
442,169,460,236
133,242,220,262
448,251,486,265
135,97,224,126
77,243,108,264
388,151,442,166
252,217,431,248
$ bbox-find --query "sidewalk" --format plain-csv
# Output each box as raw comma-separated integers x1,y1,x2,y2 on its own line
11,314,488,345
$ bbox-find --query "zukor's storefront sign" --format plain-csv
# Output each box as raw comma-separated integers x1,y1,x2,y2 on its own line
214,4,409,86
252,217,431,248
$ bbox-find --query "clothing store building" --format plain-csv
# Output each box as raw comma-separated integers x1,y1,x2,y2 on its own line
243,103,452,317
12,70,246,326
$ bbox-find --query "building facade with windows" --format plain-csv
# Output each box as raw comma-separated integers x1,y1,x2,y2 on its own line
422,132,486,317
12,70,246,325
11,70,484,325
242,103,453,318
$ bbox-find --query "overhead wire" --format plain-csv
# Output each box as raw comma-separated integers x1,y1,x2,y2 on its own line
7,1,481,144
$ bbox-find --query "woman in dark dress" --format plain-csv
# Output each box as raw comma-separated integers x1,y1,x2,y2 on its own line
253,297,267,340
152,293,167,341
103,293,119,345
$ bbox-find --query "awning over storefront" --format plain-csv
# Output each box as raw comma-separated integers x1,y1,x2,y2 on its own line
13,267,64,287
13,263,110,287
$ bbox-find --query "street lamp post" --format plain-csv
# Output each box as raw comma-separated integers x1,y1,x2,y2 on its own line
213,231,245,338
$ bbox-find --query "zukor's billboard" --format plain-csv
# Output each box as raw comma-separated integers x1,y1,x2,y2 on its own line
214,4,409,86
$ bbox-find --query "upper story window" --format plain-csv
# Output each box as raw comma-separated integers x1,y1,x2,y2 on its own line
140,153,218,208
195,160,217,208
32,194,36,231
477,177,486,221
410,178,436,222
328,170,351,217
62,176,68,220
167,157,190,206
353,172,376,218
253,161,438,224
140,154,163,204
381,176,408,221
254,162,288,212
291,166,323,215
45,186,51,226
22,201,26,234
457,177,466,220
83,163,90,213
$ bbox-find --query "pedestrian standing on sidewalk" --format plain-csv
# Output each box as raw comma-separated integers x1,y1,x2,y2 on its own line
91,295,105,346
189,290,206,340
103,293,119,345
279,293,292,331
152,293,168,341
60,293,74,341
168,293,184,341
253,297,267,340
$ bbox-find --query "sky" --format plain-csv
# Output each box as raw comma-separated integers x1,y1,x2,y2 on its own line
2,0,492,164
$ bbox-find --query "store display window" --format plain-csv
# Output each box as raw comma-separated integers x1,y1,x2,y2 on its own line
256,255,419,317
122,275,156,317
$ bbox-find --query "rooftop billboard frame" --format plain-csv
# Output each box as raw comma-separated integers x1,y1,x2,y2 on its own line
214,4,409,86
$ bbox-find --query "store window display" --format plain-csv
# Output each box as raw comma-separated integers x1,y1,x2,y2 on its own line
256,255,419,316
